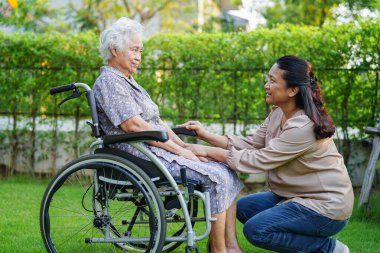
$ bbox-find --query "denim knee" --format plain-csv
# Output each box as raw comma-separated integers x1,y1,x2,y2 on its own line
236,197,249,224
243,219,265,246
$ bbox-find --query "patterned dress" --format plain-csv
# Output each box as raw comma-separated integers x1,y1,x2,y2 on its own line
93,66,243,214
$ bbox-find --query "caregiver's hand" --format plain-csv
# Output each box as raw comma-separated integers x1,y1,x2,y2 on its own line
178,121,208,140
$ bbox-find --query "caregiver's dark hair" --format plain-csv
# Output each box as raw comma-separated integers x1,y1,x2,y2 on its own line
276,55,335,139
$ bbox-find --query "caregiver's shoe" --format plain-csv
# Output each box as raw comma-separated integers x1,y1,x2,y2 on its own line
333,240,349,253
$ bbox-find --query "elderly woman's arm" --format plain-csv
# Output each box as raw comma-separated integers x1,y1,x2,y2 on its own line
120,115,200,162
187,144,228,163
158,119,186,147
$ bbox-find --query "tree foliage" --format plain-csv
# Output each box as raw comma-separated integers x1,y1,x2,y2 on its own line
0,0,233,34
0,0,63,32
263,0,379,27
66,0,176,32
0,0,195,33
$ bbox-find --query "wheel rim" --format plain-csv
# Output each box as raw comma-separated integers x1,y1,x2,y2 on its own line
40,157,165,253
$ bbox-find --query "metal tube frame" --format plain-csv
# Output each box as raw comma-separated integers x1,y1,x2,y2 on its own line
131,142,213,246
77,81,213,248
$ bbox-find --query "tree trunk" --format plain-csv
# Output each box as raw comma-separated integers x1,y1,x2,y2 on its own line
319,0,327,27
29,107,37,175
340,72,352,163
74,105,81,158
50,100,58,174
233,71,238,135
9,107,18,177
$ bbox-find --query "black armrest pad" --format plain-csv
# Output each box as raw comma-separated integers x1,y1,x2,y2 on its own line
103,131,169,145
172,127,197,136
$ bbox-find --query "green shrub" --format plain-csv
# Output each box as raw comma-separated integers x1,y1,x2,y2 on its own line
1,21,378,130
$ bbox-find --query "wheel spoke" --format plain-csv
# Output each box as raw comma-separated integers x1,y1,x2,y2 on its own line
41,157,166,252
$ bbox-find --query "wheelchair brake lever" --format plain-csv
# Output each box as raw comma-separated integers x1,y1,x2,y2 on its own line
86,121,96,137
57,89,85,108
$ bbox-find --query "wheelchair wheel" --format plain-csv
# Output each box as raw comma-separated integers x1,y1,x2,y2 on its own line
40,153,166,253
162,192,199,252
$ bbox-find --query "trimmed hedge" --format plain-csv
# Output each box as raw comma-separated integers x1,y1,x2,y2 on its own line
0,20,379,174
1,21,379,128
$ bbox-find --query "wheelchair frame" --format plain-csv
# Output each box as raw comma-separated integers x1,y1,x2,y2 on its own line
40,82,213,253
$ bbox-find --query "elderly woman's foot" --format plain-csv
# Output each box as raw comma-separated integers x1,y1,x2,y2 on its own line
333,240,349,253
226,246,244,253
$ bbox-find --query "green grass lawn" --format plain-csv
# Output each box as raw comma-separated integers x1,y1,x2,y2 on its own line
0,175,379,253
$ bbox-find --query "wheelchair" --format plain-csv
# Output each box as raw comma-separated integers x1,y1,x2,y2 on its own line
40,83,214,253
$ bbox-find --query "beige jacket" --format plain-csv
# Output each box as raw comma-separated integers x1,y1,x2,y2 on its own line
226,107,354,220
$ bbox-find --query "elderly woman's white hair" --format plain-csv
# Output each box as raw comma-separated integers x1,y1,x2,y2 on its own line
99,17,144,63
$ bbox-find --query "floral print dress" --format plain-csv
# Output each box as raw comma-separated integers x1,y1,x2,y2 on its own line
93,66,243,214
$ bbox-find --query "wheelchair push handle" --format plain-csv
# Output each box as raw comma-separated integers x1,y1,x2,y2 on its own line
50,82,92,94
50,82,101,138
50,83,76,95
50,83,93,108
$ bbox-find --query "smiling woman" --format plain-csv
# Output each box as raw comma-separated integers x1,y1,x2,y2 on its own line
107,36,143,78
264,64,300,125
180,55,354,253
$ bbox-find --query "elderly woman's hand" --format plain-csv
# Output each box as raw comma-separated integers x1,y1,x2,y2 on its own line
178,121,208,140
183,143,209,162
184,143,207,156
177,148,201,162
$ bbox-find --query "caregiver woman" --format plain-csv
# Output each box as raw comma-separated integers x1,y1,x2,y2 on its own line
181,55,354,253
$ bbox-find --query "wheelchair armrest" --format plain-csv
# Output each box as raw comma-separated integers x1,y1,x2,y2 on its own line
171,127,197,137
365,126,380,135
103,131,169,145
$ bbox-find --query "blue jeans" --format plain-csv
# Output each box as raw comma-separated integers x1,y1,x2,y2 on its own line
236,192,348,253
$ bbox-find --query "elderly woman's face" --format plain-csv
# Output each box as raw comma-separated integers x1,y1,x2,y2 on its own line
111,36,143,77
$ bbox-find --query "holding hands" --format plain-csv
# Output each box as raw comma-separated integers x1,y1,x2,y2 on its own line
177,147,202,162
178,120,229,150
177,121,210,162
177,120,228,163
184,143,208,158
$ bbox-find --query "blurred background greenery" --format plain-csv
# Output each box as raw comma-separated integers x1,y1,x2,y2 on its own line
1,0,380,33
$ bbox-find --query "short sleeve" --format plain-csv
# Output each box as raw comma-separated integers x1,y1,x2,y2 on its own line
94,75,143,127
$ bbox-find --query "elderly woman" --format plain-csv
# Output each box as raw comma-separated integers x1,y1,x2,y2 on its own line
182,55,353,253
92,17,244,253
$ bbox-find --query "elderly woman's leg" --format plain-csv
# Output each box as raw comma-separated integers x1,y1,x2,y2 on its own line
210,211,227,253
209,201,243,253
225,200,243,253
163,160,243,252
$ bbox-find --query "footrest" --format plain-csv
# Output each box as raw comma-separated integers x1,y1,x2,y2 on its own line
185,245,200,253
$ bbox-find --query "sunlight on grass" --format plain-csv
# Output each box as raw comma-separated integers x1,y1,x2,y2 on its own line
0,176,379,253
